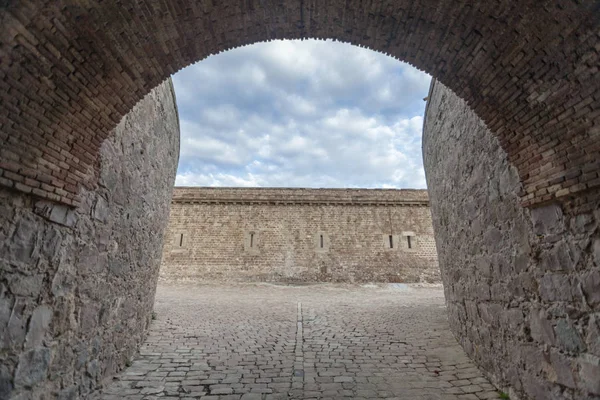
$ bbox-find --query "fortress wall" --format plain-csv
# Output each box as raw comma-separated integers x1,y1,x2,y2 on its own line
159,188,439,283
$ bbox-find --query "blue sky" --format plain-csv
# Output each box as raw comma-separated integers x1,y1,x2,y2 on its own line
172,39,431,188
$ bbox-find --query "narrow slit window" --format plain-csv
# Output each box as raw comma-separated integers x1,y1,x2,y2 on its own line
320,234,324,248
179,233,184,247
389,235,394,249
250,233,254,248
407,236,412,249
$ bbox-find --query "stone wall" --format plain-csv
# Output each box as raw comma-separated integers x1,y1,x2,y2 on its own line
423,80,600,399
0,80,179,399
160,188,439,283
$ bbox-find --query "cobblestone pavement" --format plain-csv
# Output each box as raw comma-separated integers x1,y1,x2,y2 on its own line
91,284,500,399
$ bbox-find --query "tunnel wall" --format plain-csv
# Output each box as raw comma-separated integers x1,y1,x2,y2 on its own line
423,80,600,399
2,2,599,210
0,80,179,398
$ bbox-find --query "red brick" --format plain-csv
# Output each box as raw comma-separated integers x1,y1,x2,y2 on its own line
14,182,32,194
3,171,24,183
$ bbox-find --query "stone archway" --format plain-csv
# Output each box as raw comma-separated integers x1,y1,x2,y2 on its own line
1,1,599,399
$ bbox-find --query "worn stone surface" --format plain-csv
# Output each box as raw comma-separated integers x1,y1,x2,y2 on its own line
1,2,599,209
423,80,600,399
90,283,500,399
160,188,439,283
0,79,179,398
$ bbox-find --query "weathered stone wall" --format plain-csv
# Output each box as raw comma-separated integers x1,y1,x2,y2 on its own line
423,80,600,399
0,80,179,399
160,188,439,283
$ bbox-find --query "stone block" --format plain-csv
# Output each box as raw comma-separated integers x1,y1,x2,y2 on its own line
14,347,51,387
554,319,585,353
529,308,555,345
41,226,64,264
34,201,77,228
0,364,13,399
580,270,600,307
502,308,524,332
578,355,600,395
87,360,100,380
51,261,76,297
0,292,11,336
24,305,53,349
93,196,110,223
476,257,491,277
547,350,575,388
57,386,78,400
241,394,263,400
538,274,574,302
585,314,600,357
8,274,44,297
570,213,596,234
539,241,574,272
530,203,565,236
513,252,529,273
10,218,38,263
521,372,552,400
519,344,544,375
477,303,495,325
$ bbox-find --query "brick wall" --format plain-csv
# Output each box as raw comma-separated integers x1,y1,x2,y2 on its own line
159,188,439,283
1,1,599,209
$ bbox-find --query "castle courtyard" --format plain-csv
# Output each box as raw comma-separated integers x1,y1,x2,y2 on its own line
91,284,500,399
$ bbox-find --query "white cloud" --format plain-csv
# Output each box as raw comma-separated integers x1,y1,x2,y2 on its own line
172,39,431,189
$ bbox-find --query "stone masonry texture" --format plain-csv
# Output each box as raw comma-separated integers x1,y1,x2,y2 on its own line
0,1,599,208
1,2,599,399
0,79,179,399
160,188,439,284
423,80,600,399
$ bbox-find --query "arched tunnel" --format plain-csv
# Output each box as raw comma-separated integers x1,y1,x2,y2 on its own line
0,1,598,399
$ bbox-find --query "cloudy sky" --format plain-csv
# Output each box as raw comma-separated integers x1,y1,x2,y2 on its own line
172,39,431,189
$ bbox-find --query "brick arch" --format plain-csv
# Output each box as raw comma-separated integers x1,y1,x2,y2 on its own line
1,1,598,207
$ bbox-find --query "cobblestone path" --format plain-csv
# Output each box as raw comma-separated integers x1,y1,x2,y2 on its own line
91,284,500,399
